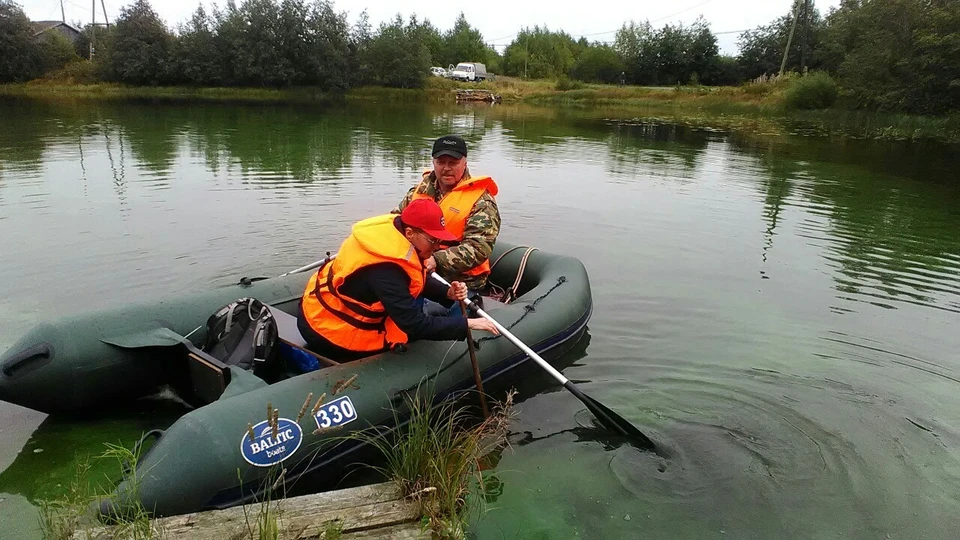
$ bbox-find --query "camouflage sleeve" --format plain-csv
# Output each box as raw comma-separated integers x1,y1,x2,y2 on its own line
433,193,500,275
391,185,417,214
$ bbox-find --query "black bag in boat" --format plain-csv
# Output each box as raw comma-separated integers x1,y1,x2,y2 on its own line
202,297,280,380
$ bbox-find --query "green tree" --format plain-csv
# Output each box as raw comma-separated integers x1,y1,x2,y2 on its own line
363,14,431,88
736,0,824,79
651,23,690,85
502,26,578,79
0,2,43,82
102,0,173,85
233,0,292,86
613,20,655,84
407,14,443,66
824,0,960,114
173,6,222,85
686,17,720,84
613,17,719,85
72,22,112,61
712,55,742,85
570,44,624,83
301,0,351,91
441,12,487,67
37,31,77,73
348,9,373,85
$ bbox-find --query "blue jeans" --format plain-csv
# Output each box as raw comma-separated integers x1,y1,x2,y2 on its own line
417,290,482,319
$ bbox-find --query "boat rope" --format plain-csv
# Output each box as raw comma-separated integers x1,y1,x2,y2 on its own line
488,246,539,305
488,245,529,273
475,275,567,345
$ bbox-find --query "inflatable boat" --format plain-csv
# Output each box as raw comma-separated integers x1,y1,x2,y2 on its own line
0,242,593,518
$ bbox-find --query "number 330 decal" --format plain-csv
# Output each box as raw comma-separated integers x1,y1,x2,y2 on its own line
314,396,358,430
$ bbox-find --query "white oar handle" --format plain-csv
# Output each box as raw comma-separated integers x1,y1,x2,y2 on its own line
430,272,569,385
280,253,337,277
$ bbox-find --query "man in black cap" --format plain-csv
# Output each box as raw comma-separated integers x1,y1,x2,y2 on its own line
392,135,501,304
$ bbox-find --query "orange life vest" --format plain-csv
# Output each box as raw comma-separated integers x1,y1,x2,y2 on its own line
412,173,499,278
300,214,424,353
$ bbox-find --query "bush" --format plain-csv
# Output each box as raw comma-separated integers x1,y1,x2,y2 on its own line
555,76,583,91
785,71,839,110
742,82,774,95
38,32,77,73
41,59,99,84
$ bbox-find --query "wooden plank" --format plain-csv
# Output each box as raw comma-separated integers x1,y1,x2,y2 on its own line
74,482,426,540
342,522,426,539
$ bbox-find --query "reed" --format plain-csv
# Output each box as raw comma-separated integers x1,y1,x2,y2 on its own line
39,438,161,540
345,385,516,539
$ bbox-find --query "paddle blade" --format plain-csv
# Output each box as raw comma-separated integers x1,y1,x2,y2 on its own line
564,381,656,451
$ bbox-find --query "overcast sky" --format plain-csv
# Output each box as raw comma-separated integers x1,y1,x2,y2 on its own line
23,0,840,56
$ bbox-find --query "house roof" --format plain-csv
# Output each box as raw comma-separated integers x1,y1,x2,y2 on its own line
31,20,83,36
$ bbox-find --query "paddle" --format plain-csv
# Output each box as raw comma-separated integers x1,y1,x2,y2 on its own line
431,272,657,452
278,252,336,277
460,299,490,417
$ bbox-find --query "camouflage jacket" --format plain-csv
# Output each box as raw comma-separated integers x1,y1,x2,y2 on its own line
392,169,501,290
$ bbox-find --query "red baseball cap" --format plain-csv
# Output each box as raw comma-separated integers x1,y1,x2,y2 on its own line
400,199,458,242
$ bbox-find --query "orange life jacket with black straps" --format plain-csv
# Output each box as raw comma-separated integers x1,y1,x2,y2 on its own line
412,173,498,278
300,214,424,353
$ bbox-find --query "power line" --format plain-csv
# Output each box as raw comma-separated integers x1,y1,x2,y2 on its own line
563,0,721,40
485,0,723,45
649,0,717,24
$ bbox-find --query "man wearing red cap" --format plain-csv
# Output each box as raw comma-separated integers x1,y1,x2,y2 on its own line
393,135,500,306
297,199,499,361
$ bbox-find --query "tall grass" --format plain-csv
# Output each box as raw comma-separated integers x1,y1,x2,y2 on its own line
37,458,95,540
347,386,515,539
39,440,158,540
237,466,285,540
0,83,336,104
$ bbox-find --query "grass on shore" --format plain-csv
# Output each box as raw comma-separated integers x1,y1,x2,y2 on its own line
3,65,958,143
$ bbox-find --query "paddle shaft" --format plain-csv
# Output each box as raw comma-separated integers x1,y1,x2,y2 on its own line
430,273,569,386
430,272,657,451
460,300,490,417
279,253,337,277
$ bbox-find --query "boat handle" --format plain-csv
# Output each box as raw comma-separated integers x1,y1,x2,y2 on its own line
124,429,166,474
1,343,52,377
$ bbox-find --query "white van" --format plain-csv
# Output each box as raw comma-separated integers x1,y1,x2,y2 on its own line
450,62,487,82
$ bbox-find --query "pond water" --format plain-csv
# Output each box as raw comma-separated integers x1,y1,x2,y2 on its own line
1,98,959,539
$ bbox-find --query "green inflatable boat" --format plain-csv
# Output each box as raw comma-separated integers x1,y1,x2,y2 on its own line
0,242,592,518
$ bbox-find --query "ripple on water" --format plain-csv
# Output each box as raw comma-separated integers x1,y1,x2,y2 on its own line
577,360,960,539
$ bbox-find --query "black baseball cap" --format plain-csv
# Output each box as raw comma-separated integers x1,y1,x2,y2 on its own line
432,135,467,159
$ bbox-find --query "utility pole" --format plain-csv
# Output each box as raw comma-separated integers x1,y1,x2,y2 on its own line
90,0,96,60
800,0,810,73
523,39,528,79
779,0,800,77
100,0,109,26
60,0,65,23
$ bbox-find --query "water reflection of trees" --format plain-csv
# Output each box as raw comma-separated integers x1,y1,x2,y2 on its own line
0,99,98,170
490,106,711,182
351,103,495,174
731,133,960,313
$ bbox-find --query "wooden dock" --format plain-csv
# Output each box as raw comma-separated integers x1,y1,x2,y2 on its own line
74,482,427,539
455,89,502,103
